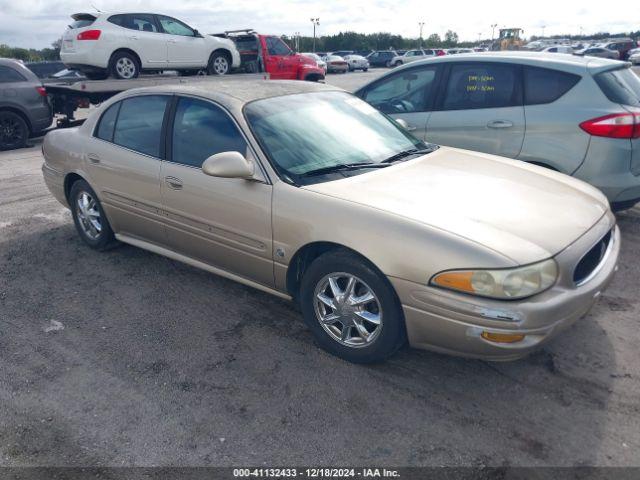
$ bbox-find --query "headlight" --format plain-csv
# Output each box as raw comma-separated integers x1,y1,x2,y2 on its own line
430,259,558,300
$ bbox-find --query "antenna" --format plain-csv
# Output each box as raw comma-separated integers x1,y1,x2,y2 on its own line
91,3,102,12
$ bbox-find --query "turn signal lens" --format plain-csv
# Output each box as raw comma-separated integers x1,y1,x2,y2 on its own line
481,332,526,344
431,259,558,300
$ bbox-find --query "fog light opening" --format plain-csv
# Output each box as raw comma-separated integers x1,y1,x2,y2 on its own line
481,331,526,344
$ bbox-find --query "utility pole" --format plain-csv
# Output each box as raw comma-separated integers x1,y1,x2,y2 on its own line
491,23,498,40
310,18,320,53
294,31,300,51
418,21,425,48
541,25,546,38
478,32,482,43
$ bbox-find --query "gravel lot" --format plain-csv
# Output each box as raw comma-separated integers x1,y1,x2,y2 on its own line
1,69,639,467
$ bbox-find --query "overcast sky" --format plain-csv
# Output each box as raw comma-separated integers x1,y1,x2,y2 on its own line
0,0,635,49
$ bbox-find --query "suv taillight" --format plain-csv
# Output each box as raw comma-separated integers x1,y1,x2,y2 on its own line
77,29,101,40
35,86,47,97
580,113,640,139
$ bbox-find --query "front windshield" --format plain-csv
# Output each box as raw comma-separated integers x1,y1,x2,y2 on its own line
244,91,428,184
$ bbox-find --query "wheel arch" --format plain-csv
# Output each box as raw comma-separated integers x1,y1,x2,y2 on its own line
0,105,33,134
63,172,88,205
209,48,232,63
285,241,390,302
303,72,324,82
110,48,142,68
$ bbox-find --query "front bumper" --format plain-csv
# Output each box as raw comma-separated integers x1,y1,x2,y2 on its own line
390,212,619,360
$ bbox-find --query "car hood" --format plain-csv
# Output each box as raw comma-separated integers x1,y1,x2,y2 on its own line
303,147,609,265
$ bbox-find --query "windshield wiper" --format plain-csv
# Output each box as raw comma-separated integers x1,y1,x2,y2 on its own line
300,162,389,177
380,146,439,164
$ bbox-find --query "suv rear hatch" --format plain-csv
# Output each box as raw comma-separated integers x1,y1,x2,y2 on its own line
593,64,640,175
62,13,98,53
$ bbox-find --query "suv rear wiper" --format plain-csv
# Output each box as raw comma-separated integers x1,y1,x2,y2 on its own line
381,146,439,164
300,162,389,177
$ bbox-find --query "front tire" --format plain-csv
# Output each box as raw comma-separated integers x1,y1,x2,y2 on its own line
299,251,406,363
110,51,140,80
0,111,29,151
69,180,118,251
208,52,230,75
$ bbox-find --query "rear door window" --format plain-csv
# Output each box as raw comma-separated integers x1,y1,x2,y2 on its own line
111,14,159,32
113,96,170,157
95,102,121,142
361,65,439,114
595,68,640,107
524,66,580,105
0,66,27,83
171,97,247,168
442,63,520,110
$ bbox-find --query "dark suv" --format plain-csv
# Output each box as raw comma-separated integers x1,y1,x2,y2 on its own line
0,58,52,150
366,50,398,67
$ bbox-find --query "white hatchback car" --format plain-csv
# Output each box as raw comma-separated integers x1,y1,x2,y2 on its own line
60,12,241,80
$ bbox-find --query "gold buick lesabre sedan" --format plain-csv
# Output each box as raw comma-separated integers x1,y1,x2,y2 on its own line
42,80,619,363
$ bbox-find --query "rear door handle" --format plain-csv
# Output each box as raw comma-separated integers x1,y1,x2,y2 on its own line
487,120,514,129
165,176,183,190
128,35,139,40
87,153,100,164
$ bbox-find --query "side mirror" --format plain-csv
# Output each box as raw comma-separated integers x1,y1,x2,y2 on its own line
193,29,202,38
395,118,410,130
202,151,255,179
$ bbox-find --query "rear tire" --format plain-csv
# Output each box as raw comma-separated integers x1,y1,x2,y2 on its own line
0,110,29,151
299,250,406,363
69,179,119,251
110,51,140,80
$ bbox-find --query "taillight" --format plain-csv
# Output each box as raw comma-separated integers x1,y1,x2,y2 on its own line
580,113,640,139
77,29,101,40
35,86,47,97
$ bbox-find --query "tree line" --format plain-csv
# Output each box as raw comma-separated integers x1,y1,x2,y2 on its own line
284,30,464,52
0,40,61,62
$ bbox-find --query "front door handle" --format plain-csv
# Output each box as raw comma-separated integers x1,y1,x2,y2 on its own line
165,176,183,190
487,120,514,129
87,153,101,164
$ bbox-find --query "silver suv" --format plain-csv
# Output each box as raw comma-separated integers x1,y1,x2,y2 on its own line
355,52,640,210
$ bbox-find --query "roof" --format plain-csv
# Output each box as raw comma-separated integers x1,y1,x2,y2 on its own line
115,79,343,107
394,51,630,75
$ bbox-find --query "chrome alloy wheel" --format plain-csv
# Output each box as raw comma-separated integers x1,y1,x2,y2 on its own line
213,56,229,74
115,57,136,79
314,273,383,347
76,191,102,240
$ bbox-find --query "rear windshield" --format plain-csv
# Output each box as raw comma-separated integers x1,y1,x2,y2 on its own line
69,18,95,29
595,68,640,107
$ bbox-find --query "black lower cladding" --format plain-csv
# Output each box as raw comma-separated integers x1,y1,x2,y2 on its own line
573,230,612,284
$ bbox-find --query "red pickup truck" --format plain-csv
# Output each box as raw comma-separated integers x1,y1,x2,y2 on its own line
213,30,325,82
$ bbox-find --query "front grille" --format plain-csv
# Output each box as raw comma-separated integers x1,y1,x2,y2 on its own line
573,230,612,285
